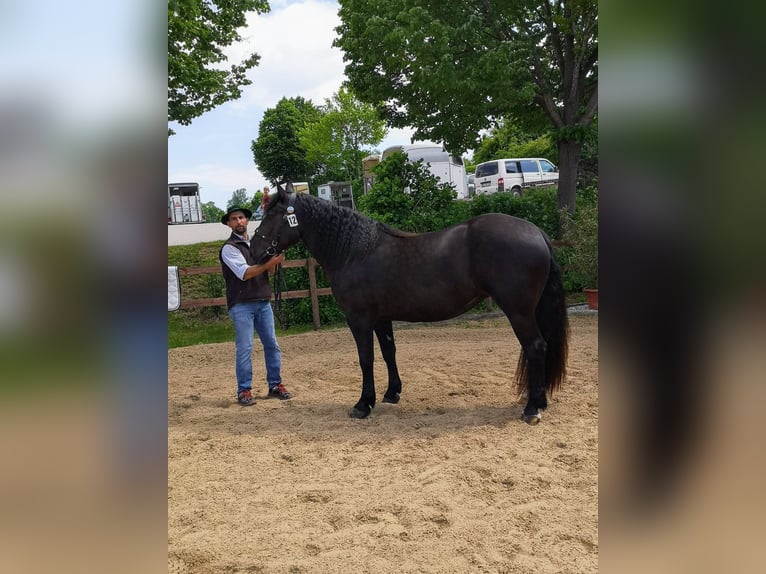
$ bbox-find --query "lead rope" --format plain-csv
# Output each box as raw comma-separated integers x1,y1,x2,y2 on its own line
272,263,290,330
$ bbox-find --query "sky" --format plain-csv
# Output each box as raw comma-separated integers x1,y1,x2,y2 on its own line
168,0,419,210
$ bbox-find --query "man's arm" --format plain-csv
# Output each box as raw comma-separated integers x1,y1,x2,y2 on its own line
243,253,285,280
221,245,285,281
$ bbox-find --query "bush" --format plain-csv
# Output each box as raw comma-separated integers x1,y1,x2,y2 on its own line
270,243,346,328
358,152,465,232
560,187,598,292
498,134,557,165
469,187,561,238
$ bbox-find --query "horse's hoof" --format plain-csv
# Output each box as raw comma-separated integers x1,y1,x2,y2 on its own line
349,407,370,419
522,413,542,425
382,394,400,404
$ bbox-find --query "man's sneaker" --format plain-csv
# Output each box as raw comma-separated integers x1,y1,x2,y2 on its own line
267,383,292,400
237,389,255,406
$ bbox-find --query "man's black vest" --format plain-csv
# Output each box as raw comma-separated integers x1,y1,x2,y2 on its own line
219,233,272,309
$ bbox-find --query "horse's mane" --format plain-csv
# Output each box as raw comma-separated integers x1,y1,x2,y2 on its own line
296,194,381,266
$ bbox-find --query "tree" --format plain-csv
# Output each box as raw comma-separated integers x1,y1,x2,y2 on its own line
246,190,266,216
251,97,323,183
227,188,249,210
357,152,464,233
201,201,224,223
472,119,557,166
299,87,388,182
335,0,597,212
168,0,270,135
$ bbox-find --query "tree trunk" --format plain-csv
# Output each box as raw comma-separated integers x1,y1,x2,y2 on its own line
557,139,582,214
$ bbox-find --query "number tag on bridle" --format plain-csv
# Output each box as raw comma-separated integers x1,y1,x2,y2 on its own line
285,213,298,228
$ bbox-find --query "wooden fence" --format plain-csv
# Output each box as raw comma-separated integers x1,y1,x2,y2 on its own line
177,258,332,329
176,241,570,330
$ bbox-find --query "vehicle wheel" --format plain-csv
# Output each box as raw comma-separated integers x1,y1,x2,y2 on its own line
511,186,522,197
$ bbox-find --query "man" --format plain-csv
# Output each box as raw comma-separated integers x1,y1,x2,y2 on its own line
219,204,292,406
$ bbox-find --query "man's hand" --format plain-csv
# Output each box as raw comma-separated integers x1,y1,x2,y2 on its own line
243,252,286,280
267,252,286,270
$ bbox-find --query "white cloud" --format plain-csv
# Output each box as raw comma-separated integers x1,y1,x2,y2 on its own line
226,0,346,110
168,0,426,208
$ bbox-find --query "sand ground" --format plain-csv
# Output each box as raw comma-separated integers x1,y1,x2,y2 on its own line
168,314,598,573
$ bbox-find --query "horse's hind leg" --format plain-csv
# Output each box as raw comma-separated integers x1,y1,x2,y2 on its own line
374,321,402,404
499,305,548,425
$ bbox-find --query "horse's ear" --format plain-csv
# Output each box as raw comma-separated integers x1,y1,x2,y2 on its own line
285,181,295,194
275,181,289,202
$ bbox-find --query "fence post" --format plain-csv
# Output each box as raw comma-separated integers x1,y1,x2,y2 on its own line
307,258,321,330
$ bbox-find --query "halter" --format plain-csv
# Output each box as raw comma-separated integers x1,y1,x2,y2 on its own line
250,192,298,263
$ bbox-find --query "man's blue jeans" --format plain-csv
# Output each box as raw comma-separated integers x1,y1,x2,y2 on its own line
229,301,282,395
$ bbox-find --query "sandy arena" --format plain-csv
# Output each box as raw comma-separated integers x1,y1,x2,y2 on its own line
168,314,598,573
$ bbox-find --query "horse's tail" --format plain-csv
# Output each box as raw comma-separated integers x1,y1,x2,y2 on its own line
515,240,570,397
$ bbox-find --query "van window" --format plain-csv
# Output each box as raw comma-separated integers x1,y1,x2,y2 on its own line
520,160,539,173
540,159,556,173
476,162,499,177
450,155,463,167
504,161,520,173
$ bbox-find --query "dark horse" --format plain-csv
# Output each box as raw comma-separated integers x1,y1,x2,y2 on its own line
252,185,569,424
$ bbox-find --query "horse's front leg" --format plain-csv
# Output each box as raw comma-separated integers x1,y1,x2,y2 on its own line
348,318,376,419
374,321,402,404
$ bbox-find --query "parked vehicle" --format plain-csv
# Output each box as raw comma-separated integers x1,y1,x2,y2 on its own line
168,182,205,224
317,181,355,210
467,173,475,197
365,143,470,199
473,158,558,197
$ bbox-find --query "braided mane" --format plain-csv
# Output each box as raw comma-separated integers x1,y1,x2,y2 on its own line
296,194,381,268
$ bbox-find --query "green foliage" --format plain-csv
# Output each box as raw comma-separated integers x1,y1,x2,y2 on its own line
334,0,597,210
357,152,468,233
201,201,224,224
559,187,599,291
226,188,249,210
168,0,270,134
472,121,556,165
247,190,265,216
269,244,346,328
577,117,598,189
251,97,322,182
299,87,387,183
469,187,561,239
506,135,557,163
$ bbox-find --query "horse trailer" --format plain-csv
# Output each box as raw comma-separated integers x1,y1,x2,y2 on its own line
317,181,355,210
168,182,205,224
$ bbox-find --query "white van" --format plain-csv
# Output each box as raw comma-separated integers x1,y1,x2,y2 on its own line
473,158,558,197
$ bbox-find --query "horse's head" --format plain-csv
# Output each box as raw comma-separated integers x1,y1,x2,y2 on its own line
250,182,302,263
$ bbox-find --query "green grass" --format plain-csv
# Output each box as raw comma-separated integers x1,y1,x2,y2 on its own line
168,308,345,349
566,292,587,306
168,312,233,348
